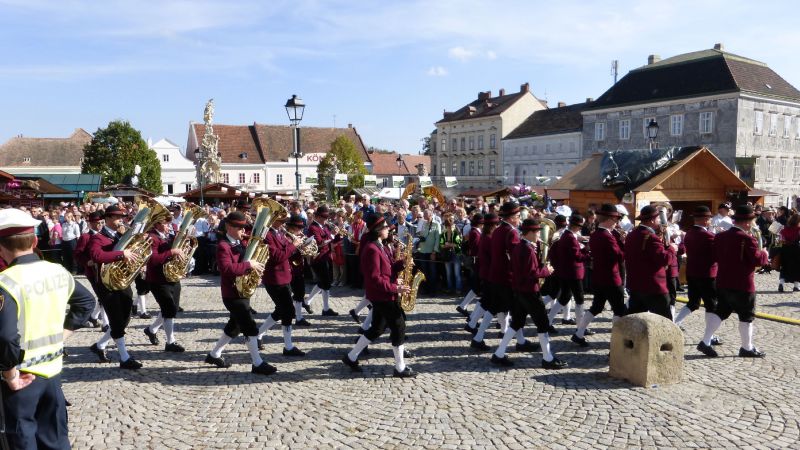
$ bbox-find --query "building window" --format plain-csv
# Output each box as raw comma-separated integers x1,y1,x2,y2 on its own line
452,162,457,175
460,137,466,151
594,122,605,141
544,163,552,175
619,119,631,140
699,112,714,134
766,158,775,180
276,174,283,185
478,135,484,149
440,163,445,176
794,159,800,181
489,134,497,149
545,144,551,154
784,116,792,138
469,136,475,150
755,158,762,180
23,157,31,163
167,184,174,194
238,173,245,184
780,159,788,179
185,184,192,192
642,117,656,137
769,113,778,136
223,173,230,184
489,159,496,176
477,160,484,175
569,142,576,153
451,138,457,151
469,161,475,176
253,173,260,184
670,114,683,136
460,161,466,176
754,111,764,134
162,154,169,162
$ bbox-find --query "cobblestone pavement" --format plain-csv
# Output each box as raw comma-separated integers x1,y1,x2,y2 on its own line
63,272,800,449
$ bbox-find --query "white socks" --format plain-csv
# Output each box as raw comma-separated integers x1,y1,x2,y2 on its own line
515,328,526,345
294,302,304,321
459,290,477,309
539,333,554,362
361,308,374,331
349,336,371,361
474,311,494,341
738,321,754,351
468,304,485,328
575,303,585,325
670,305,676,321
137,295,147,314
542,295,554,309
246,337,263,366
149,314,164,334
674,306,692,326
354,296,369,315
548,302,563,325
576,312,595,338
563,300,573,320
210,334,232,358
96,330,112,349
701,313,722,346
494,327,516,358
163,318,175,344
307,286,322,305
259,315,277,338
322,290,330,311
497,312,509,334
116,338,130,362
283,326,293,350
393,345,406,372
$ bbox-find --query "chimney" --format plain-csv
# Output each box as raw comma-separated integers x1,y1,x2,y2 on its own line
714,43,725,51
520,82,530,93
586,97,594,103
478,91,492,101
648,54,661,65
558,101,566,108
499,88,506,96
347,123,352,128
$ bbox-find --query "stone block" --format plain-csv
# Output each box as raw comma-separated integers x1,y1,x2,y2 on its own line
608,312,683,387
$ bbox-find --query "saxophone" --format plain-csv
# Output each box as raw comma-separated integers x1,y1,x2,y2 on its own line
234,198,273,298
101,198,171,290
163,203,207,282
398,235,425,312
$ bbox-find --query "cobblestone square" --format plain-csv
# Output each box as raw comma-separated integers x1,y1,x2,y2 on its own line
63,273,800,449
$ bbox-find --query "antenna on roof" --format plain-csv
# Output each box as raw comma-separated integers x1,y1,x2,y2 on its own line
611,60,619,84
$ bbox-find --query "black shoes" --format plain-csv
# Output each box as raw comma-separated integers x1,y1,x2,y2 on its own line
89,343,111,363
583,328,595,336
464,324,477,335
101,325,110,333
283,347,306,357
138,312,152,320
393,367,416,378
490,354,514,367
295,319,311,327
252,362,277,375
561,318,577,325
710,335,723,346
342,354,362,372
470,339,490,351
456,306,469,317
547,325,559,335
164,342,185,353
322,308,339,317
349,309,361,323
571,334,589,347
696,342,718,357
120,358,142,370
204,354,231,368
303,303,313,314
403,350,414,358
177,306,185,313
542,357,568,370
515,341,541,353
778,284,785,292
738,347,766,358
257,337,265,351
87,318,100,328
143,327,159,345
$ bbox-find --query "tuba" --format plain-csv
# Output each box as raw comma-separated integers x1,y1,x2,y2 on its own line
234,199,273,298
163,203,207,282
398,235,426,312
652,201,673,244
538,217,556,264
101,198,171,291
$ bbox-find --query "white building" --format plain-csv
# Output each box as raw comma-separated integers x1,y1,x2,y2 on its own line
150,138,196,195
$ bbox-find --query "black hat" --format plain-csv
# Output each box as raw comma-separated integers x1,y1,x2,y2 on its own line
364,212,388,233
596,203,621,218
483,213,499,225
718,202,731,210
554,215,567,225
498,201,521,217
88,211,104,223
286,214,304,229
315,205,330,219
569,214,585,227
104,204,126,217
225,211,248,228
692,205,713,217
732,204,755,221
470,213,484,226
520,218,543,233
636,205,659,221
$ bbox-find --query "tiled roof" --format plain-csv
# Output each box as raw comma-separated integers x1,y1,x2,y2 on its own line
368,152,430,175
189,123,371,164
505,102,591,140
436,84,541,124
591,48,800,109
0,129,92,167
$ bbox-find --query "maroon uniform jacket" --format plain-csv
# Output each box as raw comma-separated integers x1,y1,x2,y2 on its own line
74,230,96,279
553,229,589,281
624,225,670,294
467,228,481,258
488,222,520,285
666,245,679,278
511,239,550,293
145,230,175,284
360,240,398,303
217,237,252,299
684,225,717,279
590,227,624,288
88,228,126,289
308,221,340,264
477,232,492,281
714,226,769,293
290,250,304,278
263,228,297,286
0,257,7,272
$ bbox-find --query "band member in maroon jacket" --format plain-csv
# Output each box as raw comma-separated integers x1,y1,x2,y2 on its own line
204,211,275,375
491,219,567,369
465,214,497,335
286,215,312,326
457,213,484,317
623,205,673,319
306,206,341,316
548,214,590,327
75,211,106,328
573,204,628,347
86,204,141,369
141,213,186,354
257,213,306,357
343,213,414,378
697,204,769,358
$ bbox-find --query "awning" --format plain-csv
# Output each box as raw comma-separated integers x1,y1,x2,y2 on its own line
748,188,780,197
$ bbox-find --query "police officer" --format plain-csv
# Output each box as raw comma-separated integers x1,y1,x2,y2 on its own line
0,208,94,449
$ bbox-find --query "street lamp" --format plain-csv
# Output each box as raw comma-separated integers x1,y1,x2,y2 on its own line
396,153,404,200
647,119,659,150
194,148,204,206
285,94,306,200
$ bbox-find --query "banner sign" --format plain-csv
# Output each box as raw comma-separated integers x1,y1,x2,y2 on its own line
304,176,318,185
334,173,348,187
445,176,458,188
363,175,377,188
419,176,432,188
392,176,405,188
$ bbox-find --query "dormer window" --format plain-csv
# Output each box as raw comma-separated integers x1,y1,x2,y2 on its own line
239,152,248,159
23,157,31,163
162,154,169,162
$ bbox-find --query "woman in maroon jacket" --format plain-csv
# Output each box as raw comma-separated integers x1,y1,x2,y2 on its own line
342,213,414,378
456,213,484,317
204,211,274,375
464,214,497,338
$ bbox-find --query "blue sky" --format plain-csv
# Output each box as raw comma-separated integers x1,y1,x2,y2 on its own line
1,0,799,155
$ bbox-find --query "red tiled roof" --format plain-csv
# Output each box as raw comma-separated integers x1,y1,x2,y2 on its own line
0,129,92,167
369,152,431,176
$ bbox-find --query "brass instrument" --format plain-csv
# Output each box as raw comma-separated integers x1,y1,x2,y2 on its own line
163,203,207,282
538,217,556,264
101,198,171,290
398,235,425,312
653,201,673,244
297,234,319,259
234,199,273,298
262,197,288,229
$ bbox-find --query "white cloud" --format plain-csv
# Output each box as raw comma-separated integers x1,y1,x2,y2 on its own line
486,50,497,60
448,46,474,62
426,66,448,77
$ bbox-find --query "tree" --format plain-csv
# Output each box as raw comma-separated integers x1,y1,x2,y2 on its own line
82,120,163,194
422,136,431,155
315,135,368,200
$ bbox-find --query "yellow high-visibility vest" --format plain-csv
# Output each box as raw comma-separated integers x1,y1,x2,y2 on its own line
0,260,74,378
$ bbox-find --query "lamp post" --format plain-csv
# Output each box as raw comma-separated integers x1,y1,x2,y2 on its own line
285,94,306,200
647,119,659,150
194,148,205,206
396,153,404,200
